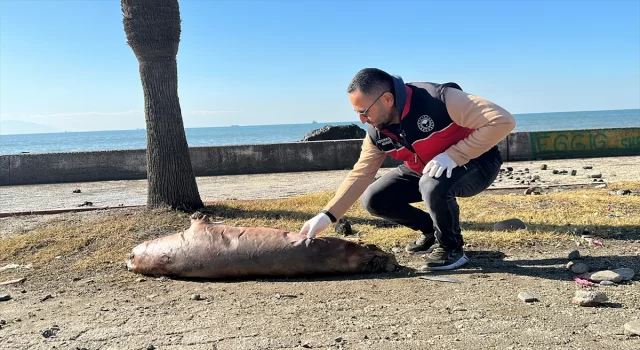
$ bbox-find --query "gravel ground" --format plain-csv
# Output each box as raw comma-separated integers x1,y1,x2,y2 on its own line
0,155,639,349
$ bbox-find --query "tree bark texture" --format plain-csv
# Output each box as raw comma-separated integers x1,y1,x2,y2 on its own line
122,0,203,210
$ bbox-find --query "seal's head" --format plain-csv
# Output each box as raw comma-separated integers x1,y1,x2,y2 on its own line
125,239,174,276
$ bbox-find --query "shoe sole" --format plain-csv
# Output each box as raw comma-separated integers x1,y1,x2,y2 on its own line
405,246,435,254
423,254,469,271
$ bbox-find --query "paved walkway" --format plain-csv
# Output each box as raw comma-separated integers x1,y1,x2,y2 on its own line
1,155,639,213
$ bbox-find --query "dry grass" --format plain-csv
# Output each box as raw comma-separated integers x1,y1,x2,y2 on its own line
1,181,639,273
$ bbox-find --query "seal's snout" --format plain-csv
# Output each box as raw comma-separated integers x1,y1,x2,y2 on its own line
125,252,135,271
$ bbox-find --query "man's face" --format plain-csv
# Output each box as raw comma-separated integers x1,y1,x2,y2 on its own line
349,89,396,129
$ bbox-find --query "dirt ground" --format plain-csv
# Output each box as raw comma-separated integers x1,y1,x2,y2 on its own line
1,156,640,350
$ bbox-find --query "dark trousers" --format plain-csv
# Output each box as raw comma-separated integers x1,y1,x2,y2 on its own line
360,146,503,249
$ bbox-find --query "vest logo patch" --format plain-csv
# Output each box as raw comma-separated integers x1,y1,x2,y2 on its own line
417,115,435,133
377,138,393,146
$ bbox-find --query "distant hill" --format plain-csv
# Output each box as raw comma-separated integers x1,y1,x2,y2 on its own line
0,120,63,135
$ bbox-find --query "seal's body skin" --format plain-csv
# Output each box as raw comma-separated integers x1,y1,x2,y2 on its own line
126,215,398,279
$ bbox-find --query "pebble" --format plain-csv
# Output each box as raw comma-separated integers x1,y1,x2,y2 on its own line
334,219,353,235
391,247,403,253
518,292,538,303
583,166,593,169
567,262,589,274
568,250,581,260
581,270,623,283
571,170,577,176
506,167,513,171
552,170,559,174
614,268,635,281
540,164,548,170
600,281,615,286
624,320,640,336
147,345,156,350
493,218,527,231
0,294,11,302
190,294,202,301
524,186,542,195
572,290,608,307
589,174,602,178
615,189,632,195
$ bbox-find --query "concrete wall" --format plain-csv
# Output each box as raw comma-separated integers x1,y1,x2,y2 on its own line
1,127,639,186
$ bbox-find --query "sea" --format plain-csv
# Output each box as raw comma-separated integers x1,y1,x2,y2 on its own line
1,109,639,155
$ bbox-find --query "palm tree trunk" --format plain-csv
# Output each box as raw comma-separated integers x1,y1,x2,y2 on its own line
122,0,203,210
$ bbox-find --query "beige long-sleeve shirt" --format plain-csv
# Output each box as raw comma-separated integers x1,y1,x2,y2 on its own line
322,86,516,220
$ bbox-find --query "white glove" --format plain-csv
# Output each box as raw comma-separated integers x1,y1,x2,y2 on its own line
299,212,332,239
423,153,457,178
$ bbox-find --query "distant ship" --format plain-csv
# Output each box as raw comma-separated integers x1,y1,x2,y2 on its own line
311,120,318,124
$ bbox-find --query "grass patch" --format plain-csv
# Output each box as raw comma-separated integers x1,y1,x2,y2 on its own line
1,181,638,272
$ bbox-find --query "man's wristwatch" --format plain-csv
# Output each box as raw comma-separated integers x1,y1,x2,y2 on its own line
320,210,337,223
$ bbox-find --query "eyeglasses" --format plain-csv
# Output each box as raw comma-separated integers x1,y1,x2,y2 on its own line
357,91,388,117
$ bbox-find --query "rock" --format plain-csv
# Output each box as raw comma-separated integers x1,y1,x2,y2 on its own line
147,345,156,350
614,268,635,281
533,175,541,180
492,218,526,231
0,294,11,302
559,170,568,174
572,290,607,307
567,250,581,260
624,320,640,336
524,186,542,195
567,262,589,274
571,170,577,176
615,189,632,195
518,292,538,303
524,168,529,172
72,189,81,193
581,270,623,283
391,247,403,253
594,184,607,189
600,280,615,286
540,164,548,170
589,174,602,178
300,124,365,141
597,179,604,182
583,166,593,169
506,167,513,171
334,219,354,235
190,294,202,301
552,170,559,174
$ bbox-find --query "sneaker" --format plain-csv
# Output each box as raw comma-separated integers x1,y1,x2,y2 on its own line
405,233,436,253
422,245,469,270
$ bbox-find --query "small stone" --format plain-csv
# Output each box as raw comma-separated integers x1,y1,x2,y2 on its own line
493,218,527,231
524,186,542,195
615,189,632,195
72,189,81,193
624,320,640,336
600,280,615,286
598,179,604,182
571,170,577,176
569,262,589,274
589,174,602,178
614,268,634,281
515,177,521,180
136,278,146,282
583,166,593,169
524,168,529,172
540,164,548,170
334,219,353,235
552,170,559,174
506,167,513,171
147,345,156,350
391,247,402,253
581,270,623,283
190,294,202,301
559,170,568,174
568,250,581,260
335,337,343,342
594,184,607,189
533,175,541,180
572,290,607,307
518,292,538,303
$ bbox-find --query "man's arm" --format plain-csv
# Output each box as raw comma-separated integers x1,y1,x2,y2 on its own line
322,135,387,220
443,87,516,166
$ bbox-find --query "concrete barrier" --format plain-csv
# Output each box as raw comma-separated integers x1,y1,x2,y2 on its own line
1,127,638,186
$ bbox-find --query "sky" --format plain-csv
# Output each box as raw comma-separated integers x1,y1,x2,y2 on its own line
1,0,639,133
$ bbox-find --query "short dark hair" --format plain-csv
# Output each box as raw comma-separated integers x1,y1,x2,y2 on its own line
346,68,395,97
